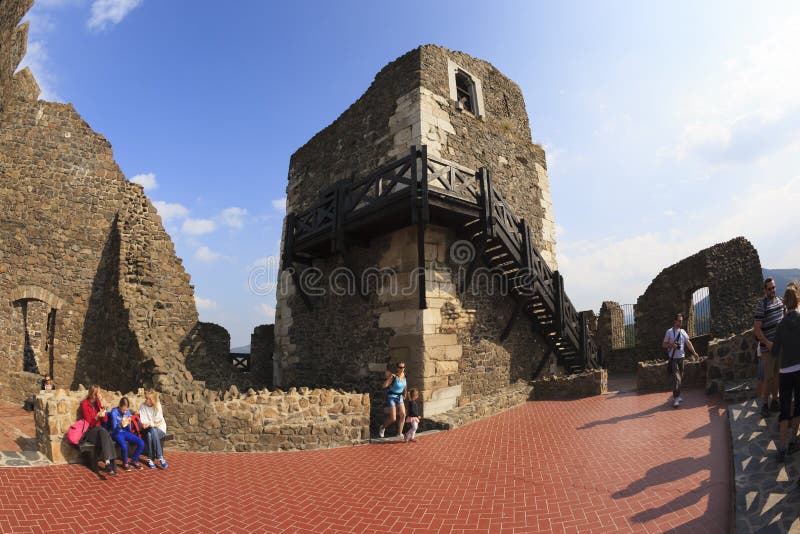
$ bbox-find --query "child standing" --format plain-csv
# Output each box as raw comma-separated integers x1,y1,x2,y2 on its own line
404,388,421,442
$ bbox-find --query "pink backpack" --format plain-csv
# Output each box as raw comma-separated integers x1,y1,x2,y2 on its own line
66,420,89,445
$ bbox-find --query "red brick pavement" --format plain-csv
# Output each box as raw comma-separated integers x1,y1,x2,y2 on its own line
0,387,729,533
0,401,37,452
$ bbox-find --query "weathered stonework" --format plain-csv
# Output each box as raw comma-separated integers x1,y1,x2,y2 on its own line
422,381,533,430
635,237,762,359
275,46,562,424
249,324,274,385
531,369,608,400
705,329,758,396
636,358,707,392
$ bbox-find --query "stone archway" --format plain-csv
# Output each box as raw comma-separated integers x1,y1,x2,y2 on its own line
10,285,65,379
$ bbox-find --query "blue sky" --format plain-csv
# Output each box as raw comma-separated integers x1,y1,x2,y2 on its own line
20,0,800,346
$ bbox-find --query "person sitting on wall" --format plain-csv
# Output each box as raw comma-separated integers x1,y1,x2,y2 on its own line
139,390,168,469
79,385,117,476
41,375,54,391
662,313,699,408
108,397,145,471
754,277,785,418
770,287,800,462
378,362,407,439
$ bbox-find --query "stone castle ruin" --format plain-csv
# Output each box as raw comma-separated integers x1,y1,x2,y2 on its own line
2,0,770,462
273,45,601,420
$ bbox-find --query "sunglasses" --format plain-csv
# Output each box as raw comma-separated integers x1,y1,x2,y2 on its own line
397,366,405,369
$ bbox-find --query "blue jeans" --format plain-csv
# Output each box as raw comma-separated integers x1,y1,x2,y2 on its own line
113,429,144,463
146,427,166,460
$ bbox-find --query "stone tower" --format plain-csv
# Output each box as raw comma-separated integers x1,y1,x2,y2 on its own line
274,46,589,420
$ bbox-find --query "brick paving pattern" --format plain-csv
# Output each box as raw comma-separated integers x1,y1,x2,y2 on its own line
0,387,728,533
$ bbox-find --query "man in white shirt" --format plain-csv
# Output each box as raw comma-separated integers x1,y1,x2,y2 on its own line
662,314,700,408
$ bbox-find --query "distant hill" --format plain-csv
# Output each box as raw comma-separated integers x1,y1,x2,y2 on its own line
763,268,800,291
231,344,250,353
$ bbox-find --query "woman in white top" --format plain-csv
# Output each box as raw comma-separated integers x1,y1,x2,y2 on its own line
139,389,168,469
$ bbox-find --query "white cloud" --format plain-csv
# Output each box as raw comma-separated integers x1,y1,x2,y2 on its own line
153,201,189,223
194,296,217,310
674,16,800,165
182,218,216,235
194,246,221,263
256,304,276,322
220,207,247,229
131,172,157,190
271,198,287,211
87,0,142,31
559,174,800,312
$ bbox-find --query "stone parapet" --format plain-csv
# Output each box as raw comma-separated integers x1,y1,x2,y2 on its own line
531,369,608,400
34,385,371,462
636,357,707,392
705,329,758,396
422,381,532,430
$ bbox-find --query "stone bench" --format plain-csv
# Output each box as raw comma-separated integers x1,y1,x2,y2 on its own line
77,432,174,472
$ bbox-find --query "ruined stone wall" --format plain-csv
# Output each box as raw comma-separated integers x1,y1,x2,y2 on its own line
0,1,199,398
634,237,762,359
636,358,707,392
532,369,608,400
249,324,274,386
0,0,33,112
182,322,246,391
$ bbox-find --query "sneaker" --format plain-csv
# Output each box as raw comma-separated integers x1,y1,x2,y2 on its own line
159,458,168,469
378,426,385,438
105,462,117,476
770,399,780,412
122,463,132,472
409,438,417,442
132,462,143,470
673,398,680,408
676,396,683,404
147,460,156,469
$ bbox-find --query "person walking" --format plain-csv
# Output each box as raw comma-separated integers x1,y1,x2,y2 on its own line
378,362,407,438
662,314,699,408
770,287,800,462
754,278,785,418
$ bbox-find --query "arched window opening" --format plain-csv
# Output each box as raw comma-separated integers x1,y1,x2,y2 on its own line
690,287,711,336
455,70,476,114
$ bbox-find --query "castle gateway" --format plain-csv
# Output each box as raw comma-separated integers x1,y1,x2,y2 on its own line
273,46,598,418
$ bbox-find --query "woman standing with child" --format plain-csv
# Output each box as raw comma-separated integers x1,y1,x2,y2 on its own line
139,390,168,469
378,362,407,438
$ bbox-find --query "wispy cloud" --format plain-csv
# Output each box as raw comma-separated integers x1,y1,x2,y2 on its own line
219,207,247,229
87,0,142,31
131,172,157,190
195,296,217,310
153,201,189,223
182,218,216,235
18,39,61,102
194,246,221,263
271,198,287,211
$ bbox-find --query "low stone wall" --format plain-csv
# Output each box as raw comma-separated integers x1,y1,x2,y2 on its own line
34,385,370,462
705,330,758,395
0,370,42,405
532,369,608,400
423,381,533,430
636,357,707,392
34,388,145,464
165,386,370,453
